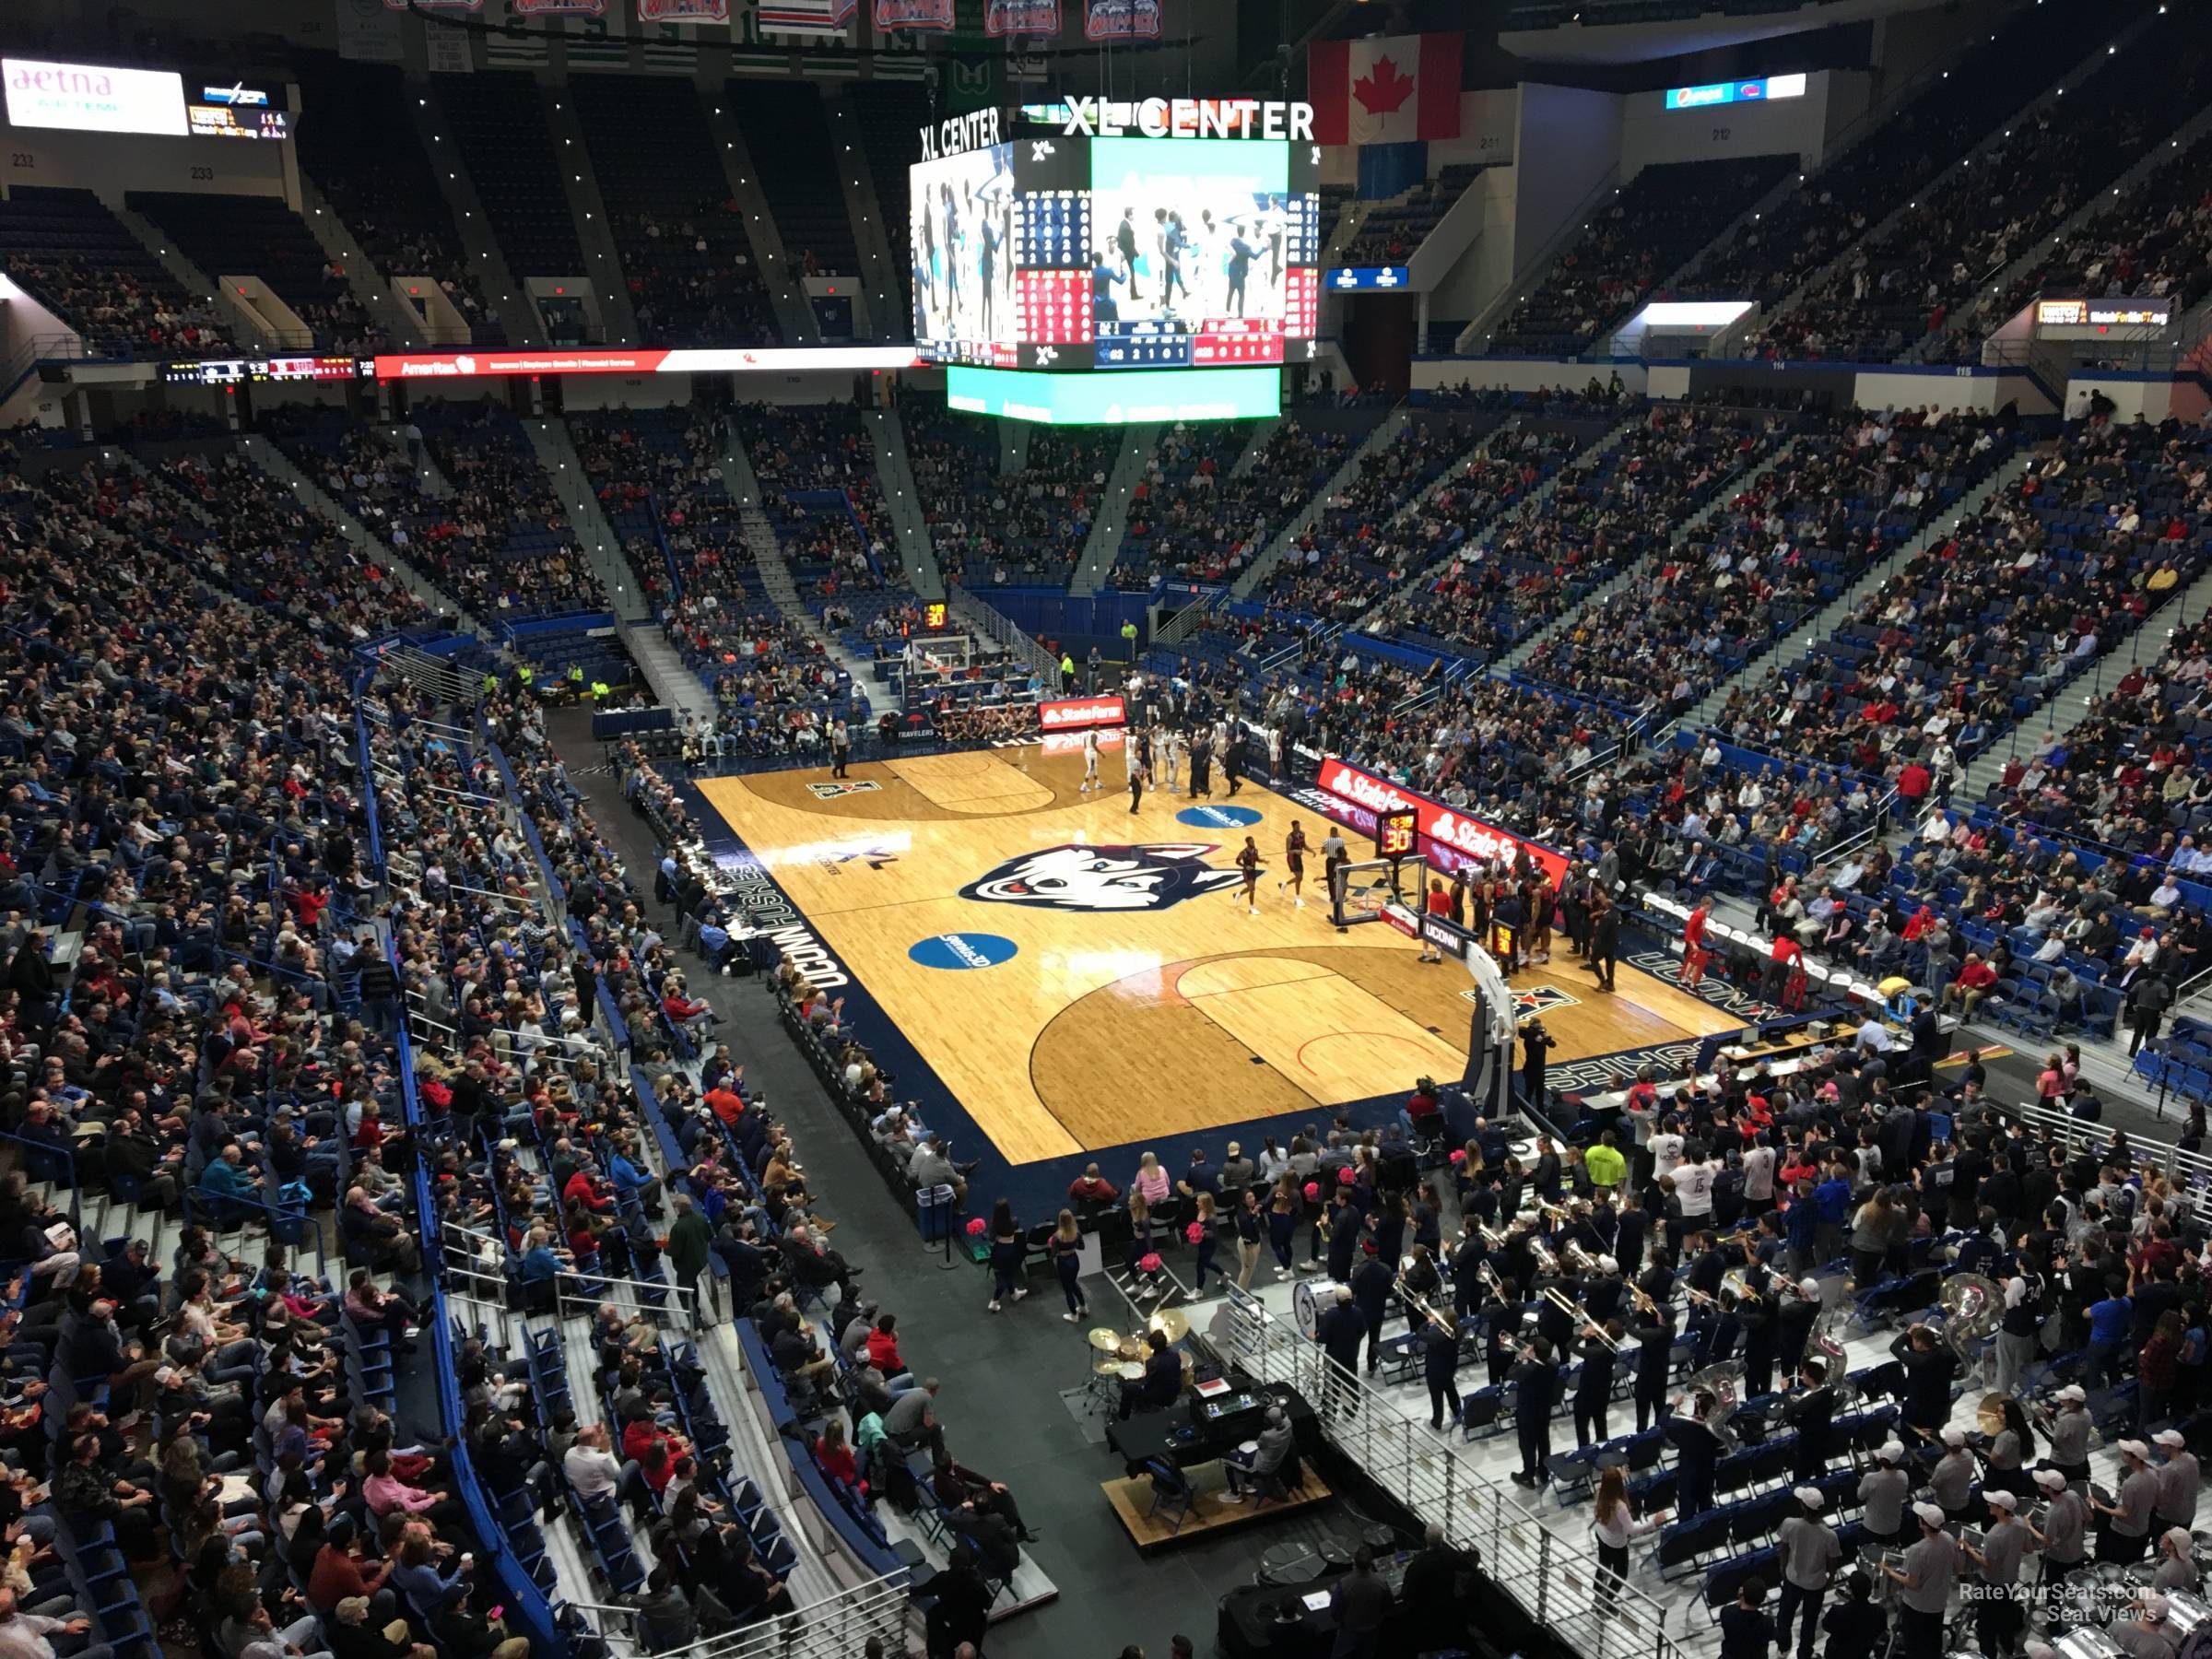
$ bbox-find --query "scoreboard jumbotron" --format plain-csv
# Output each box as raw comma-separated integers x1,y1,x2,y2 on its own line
910,99,1323,424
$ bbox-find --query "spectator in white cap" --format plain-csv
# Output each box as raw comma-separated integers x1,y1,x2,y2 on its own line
1775,1486,1840,1659
2027,1466,2088,1578
2109,1593,2172,1659
1930,1428,1976,1523
1858,1440,1911,1547
2152,1429,2198,1535
2048,1386,2094,1482
1883,1505,1958,1659
1962,1490,2029,1657
2151,1527,2199,1596
2095,1441,2159,1563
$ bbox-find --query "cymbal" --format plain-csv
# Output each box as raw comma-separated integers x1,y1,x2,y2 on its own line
1148,1307,1191,1343
1975,1394,2008,1437
1087,1326,1125,1353
1094,1356,1133,1376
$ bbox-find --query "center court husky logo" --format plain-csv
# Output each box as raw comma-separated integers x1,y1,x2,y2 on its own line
959,843,1245,912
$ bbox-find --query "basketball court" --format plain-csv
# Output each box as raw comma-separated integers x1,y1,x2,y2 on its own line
697,739,1741,1166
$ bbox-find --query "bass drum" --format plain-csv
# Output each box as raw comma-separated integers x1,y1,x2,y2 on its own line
1293,1279,1324,1340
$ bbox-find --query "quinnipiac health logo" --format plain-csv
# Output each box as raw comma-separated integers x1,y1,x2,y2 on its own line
908,933,1020,971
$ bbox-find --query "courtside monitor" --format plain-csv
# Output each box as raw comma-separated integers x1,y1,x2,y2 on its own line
912,99,1321,415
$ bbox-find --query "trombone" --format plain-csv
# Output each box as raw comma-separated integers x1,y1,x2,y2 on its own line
1543,1285,1590,1329
1684,1285,1724,1309
1396,1274,1453,1334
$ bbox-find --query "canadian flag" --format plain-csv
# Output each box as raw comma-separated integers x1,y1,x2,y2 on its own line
1309,32,1463,147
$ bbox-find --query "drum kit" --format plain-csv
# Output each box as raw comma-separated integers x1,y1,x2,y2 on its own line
1081,1309,1196,1409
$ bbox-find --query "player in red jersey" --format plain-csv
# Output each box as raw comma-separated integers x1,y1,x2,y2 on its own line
1681,896,1712,989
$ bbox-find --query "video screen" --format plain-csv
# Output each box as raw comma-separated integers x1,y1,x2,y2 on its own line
1089,137,1319,370
911,142,1018,367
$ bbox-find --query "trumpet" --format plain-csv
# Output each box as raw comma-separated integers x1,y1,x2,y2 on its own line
1630,1282,1662,1316
1723,1267,1760,1305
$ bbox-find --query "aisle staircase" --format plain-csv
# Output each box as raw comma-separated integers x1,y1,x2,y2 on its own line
531,418,651,623
1068,423,1161,596
1228,406,1410,601
867,407,945,599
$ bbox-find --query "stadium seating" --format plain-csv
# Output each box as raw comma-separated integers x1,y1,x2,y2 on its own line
293,53,506,346
1339,165,1489,266
925,424,1122,590
728,80,857,278
433,73,587,279
1487,157,1794,356
127,190,382,350
411,398,601,618
573,75,776,347
0,185,234,358
1377,401,1779,664
1677,4,2100,313
848,80,934,319
1107,421,1261,588
1745,6,2212,362
1522,408,2020,714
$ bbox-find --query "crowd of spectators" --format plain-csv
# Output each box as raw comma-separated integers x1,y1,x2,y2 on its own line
1257,417,1477,622
1383,404,1778,665
1677,6,2088,316
730,404,888,598
927,426,1120,589
1934,130,2212,362
1743,11,2212,363
1486,157,1792,356
410,402,600,619
1525,407,2012,717
0,184,237,359
1107,422,1253,587
1710,412,2209,782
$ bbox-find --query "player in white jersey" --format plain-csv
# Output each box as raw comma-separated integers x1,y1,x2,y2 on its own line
1080,727,1100,792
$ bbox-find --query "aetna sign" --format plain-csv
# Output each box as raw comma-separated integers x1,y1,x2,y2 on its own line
1314,758,1568,886
4,59,188,136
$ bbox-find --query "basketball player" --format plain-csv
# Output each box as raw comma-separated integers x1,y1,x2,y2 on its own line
1238,836,1261,916
1149,724,1170,794
1681,895,1712,989
1080,726,1100,794
1279,821,1309,908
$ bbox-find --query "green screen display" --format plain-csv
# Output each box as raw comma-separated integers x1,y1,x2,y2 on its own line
946,364,1280,424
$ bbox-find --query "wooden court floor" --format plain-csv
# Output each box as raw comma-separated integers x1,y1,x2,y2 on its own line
698,739,1739,1165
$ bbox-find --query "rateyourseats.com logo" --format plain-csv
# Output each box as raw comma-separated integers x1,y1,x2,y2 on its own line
908,933,1021,971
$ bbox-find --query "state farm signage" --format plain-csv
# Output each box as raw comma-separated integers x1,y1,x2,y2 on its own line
1037,694,1126,731
1314,758,1568,886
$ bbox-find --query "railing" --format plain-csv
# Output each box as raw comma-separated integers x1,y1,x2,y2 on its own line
1985,1095,2212,1185
1218,1285,1688,1659
571,1575,912,1659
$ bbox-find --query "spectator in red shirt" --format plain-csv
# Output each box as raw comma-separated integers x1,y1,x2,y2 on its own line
1940,953,2000,1018
705,1083,746,1126
865,1313,908,1379
1066,1165,1120,1205
1896,760,1933,803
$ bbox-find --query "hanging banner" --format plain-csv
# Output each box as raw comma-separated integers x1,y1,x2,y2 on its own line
383,0,482,7
876,0,956,28
639,0,727,17
1309,30,1464,146
336,0,406,61
423,22,477,71
512,0,607,11
758,0,853,31
1083,0,1159,40
985,0,1059,34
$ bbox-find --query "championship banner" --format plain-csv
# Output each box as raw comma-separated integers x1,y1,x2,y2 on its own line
1084,0,1160,41
759,0,854,32
877,0,956,27
639,0,726,17
383,0,482,7
512,0,608,12
1036,694,1125,732
1314,757,1567,886
985,0,1060,34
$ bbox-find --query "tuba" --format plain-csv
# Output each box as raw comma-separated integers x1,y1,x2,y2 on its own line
1672,1361,1744,1453
1938,1273,2003,1360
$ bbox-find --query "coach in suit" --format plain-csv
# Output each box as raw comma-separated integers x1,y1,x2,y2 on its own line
1586,891,1619,993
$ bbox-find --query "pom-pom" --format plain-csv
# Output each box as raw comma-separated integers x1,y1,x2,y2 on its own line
1449,1148,1468,1166
1139,1253,1163,1274
965,1218,986,1237
1336,1167,1356,1185
1185,1220,1206,1244
1302,1182,1321,1203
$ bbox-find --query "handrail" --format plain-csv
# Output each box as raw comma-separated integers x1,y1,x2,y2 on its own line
1983,1095,2212,1184
1218,1284,1685,1659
